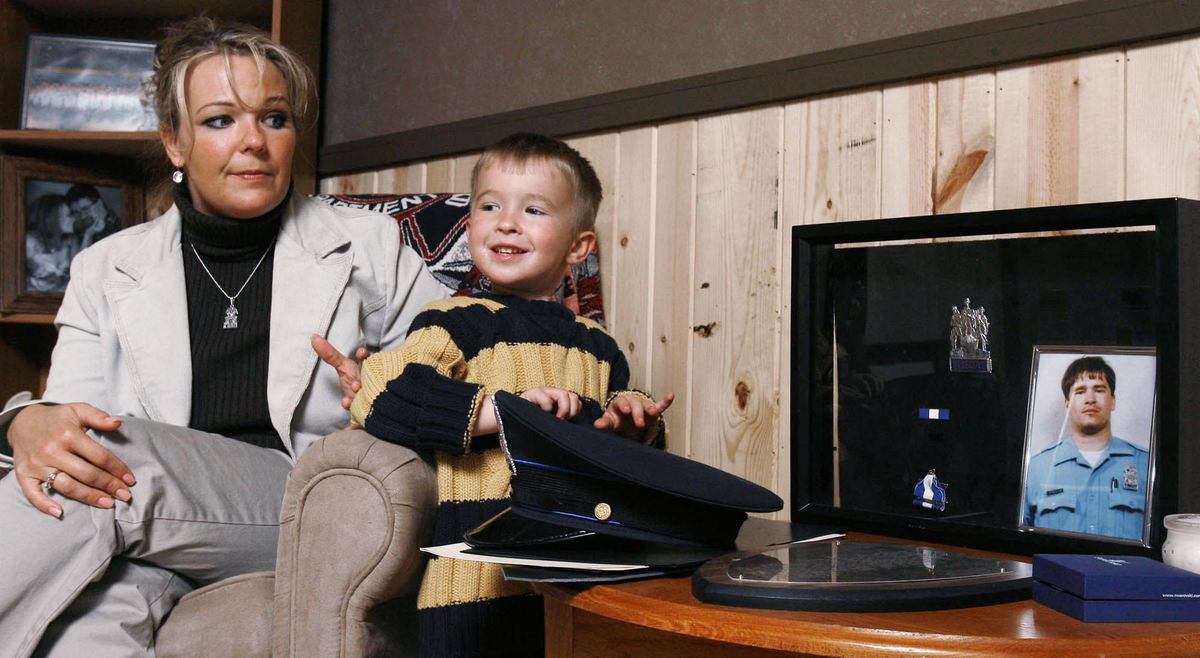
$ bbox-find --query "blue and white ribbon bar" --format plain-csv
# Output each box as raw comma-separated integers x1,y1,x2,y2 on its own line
919,408,949,420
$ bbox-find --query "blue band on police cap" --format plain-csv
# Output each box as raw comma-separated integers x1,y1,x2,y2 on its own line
510,462,746,547
511,457,624,484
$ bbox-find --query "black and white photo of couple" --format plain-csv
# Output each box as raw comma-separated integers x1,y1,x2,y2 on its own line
24,181,121,292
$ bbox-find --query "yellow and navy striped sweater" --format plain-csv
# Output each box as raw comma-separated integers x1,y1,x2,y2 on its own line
351,293,662,657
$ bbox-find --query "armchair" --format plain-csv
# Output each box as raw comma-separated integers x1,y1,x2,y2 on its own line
154,193,606,656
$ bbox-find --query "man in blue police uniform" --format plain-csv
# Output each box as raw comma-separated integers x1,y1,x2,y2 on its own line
1024,356,1148,541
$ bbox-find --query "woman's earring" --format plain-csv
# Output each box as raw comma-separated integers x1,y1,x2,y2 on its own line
172,169,184,184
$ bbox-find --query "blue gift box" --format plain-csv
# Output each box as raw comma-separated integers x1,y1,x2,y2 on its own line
1032,554,1200,622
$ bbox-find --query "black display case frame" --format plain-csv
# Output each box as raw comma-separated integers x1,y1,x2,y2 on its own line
790,198,1200,557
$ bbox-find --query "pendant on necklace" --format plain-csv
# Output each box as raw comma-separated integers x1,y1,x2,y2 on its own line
223,300,239,329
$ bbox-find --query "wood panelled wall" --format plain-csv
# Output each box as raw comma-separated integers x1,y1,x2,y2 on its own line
321,34,1200,516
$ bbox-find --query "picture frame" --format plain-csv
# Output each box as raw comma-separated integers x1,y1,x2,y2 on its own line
1019,346,1157,545
789,198,1200,557
20,34,158,131
1,154,144,315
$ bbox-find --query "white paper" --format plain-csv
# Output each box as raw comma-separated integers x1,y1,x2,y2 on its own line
421,542,647,571
767,532,846,547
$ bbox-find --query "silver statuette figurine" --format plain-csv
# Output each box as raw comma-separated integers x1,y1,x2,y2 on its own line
949,297,992,373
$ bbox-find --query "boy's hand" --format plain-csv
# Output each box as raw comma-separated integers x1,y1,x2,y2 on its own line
475,388,583,436
520,387,582,419
311,335,370,410
595,392,675,439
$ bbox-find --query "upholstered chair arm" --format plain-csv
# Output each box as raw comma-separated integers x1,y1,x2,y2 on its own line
272,428,436,657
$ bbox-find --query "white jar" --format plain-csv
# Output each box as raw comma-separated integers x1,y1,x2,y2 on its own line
1162,514,1200,574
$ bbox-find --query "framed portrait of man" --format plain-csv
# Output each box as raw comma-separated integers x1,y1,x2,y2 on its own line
1019,346,1157,545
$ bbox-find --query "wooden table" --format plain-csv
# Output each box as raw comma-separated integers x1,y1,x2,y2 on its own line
535,536,1200,657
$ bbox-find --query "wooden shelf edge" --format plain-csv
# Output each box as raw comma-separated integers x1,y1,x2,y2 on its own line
0,313,56,324
0,129,160,159
12,0,272,23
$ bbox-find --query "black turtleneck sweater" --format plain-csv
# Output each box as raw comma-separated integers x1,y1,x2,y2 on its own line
177,183,287,453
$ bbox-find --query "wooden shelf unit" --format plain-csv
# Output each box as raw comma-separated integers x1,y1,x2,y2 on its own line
0,0,322,404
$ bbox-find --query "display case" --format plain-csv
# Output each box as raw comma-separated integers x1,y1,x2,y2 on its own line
790,198,1200,557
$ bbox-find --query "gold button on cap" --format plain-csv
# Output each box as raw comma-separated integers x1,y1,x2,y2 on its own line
594,502,612,520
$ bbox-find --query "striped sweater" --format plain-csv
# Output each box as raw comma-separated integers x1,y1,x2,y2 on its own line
351,293,662,657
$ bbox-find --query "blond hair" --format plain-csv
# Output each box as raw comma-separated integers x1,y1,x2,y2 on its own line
470,133,602,233
148,16,316,145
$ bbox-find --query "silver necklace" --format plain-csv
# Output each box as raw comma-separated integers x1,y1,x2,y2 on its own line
189,241,274,329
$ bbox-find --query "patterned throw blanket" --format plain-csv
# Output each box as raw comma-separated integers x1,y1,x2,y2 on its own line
313,193,605,324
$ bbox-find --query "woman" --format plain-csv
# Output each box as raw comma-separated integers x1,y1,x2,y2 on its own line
0,17,446,656
24,193,78,292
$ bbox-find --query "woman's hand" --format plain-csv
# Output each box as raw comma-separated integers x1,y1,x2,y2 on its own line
594,392,675,439
311,335,370,410
8,403,133,518
79,214,107,249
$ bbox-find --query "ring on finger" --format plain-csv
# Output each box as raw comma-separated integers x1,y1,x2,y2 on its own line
41,470,59,494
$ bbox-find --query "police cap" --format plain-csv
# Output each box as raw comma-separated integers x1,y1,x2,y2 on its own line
472,390,783,549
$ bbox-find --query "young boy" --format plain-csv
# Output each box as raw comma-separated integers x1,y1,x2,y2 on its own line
350,133,674,657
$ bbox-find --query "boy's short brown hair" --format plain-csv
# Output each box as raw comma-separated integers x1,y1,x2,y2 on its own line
470,133,602,233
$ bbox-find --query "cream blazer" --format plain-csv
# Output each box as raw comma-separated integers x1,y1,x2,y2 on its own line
10,195,448,460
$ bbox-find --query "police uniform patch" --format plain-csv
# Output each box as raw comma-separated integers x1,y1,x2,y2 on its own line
1123,464,1139,491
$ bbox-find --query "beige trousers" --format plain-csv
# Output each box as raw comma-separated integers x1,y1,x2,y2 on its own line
0,417,293,658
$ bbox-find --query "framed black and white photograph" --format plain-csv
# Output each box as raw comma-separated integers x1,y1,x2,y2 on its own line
1019,346,1157,544
20,34,158,131
2,155,143,315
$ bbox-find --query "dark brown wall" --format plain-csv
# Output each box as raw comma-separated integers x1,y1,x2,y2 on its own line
320,0,1196,172
322,0,1078,142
